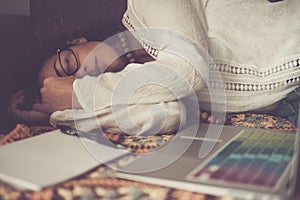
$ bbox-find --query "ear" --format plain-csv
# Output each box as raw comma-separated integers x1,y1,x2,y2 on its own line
66,37,88,45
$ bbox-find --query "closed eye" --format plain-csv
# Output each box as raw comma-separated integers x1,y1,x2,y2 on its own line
64,58,72,72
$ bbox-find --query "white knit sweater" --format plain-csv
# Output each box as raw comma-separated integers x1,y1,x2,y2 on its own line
122,0,300,112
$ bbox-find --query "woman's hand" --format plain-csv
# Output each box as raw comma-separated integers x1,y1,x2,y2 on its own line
8,90,50,125
33,76,81,114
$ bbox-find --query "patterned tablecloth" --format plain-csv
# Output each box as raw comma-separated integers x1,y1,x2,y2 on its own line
0,113,296,200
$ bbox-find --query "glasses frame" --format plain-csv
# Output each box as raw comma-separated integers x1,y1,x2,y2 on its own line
54,48,80,77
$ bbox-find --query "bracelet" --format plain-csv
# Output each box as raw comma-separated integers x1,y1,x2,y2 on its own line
118,32,136,64
200,111,226,124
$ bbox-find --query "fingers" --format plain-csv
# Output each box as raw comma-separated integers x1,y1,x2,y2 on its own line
10,95,25,109
42,76,75,85
21,109,50,124
13,108,30,119
11,90,24,101
8,89,51,125
32,101,56,114
32,102,49,113
8,90,26,121
11,108,50,125
42,76,58,87
10,90,25,105
41,76,58,87
9,90,25,111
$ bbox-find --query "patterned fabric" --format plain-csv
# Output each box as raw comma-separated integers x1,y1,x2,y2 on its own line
105,132,174,154
200,112,296,131
226,113,296,131
0,173,222,200
0,113,296,200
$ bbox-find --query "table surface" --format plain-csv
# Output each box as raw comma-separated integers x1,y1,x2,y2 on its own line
0,116,299,200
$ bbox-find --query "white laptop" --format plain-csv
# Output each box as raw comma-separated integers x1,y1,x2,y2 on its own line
115,123,300,200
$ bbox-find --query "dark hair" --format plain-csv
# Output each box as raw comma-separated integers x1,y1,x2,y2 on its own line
34,20,125,71
25,19,126,109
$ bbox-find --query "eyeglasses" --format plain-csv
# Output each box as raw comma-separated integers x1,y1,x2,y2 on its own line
54,48,79,77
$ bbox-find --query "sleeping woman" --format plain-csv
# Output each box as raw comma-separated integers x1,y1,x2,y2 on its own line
8,32,154,126
9,0,300,135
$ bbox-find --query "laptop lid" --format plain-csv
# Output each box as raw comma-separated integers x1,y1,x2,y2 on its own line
116,121,300,200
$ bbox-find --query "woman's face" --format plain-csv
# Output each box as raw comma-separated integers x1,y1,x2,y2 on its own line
37,41,101,88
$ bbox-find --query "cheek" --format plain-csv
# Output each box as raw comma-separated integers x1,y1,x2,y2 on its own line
77,44,96,62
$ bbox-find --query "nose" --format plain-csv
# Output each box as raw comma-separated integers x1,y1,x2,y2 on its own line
76,63,103,78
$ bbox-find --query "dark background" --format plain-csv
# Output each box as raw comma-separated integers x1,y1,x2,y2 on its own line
0,0,127,132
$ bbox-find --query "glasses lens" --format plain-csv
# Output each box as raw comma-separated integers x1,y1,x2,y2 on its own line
58,49,79,76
